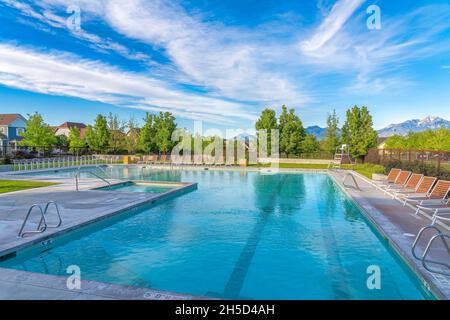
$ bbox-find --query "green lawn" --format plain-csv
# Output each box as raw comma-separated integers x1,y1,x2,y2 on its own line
0,180,58,194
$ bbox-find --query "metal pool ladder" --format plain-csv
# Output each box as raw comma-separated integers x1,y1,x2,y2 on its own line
75,166,112,191
18,201,62,238
412,225,450,276
343,172,361,191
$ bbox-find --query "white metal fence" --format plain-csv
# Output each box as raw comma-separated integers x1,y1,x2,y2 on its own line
12,155,120,171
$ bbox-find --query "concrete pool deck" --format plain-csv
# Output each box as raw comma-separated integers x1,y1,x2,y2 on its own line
0,165,448,300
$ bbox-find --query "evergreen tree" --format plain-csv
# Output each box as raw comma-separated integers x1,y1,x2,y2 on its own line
324,109,340,154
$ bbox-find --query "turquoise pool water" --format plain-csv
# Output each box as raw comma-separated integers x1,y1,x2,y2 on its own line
5,167,433,299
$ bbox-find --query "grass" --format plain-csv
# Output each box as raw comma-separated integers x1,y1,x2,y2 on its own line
342,164,386,179
0,180,58,194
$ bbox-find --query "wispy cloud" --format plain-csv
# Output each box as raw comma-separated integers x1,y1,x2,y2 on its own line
2,0,450,119
0,0,152,62
0,44,257,125
300,0,365,53
443,65,450,69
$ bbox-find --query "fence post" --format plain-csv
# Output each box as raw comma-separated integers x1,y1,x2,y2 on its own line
437,152,441,173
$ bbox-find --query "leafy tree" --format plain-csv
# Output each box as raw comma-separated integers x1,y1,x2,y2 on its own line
86,114,110,152
301,134,321,153
125,116,140,154
324,109,340,153
55,134,68,151
19,113,56,153
140,113,156,153
68,126,86,154
279,106,305,157
154,112,177,154
255,108,278,156
341,105,378,160
384,129,450,151
107,113,126,153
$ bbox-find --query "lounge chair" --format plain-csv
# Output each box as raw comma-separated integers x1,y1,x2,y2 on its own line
389,173,423,192
416,199,450,224
374,168,401,187
384,170,412,193
403,180,450,207
395,176,437,204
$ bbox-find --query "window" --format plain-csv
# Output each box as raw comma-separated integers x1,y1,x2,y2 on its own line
16,128,25,136
0,127,6,135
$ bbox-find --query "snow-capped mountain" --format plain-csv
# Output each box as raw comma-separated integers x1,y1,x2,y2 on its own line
378,116,450,137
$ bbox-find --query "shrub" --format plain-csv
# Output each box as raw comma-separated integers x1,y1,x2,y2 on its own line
382,160,450,180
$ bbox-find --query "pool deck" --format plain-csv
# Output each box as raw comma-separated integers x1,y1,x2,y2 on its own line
329,170,450,300
0,165,448,300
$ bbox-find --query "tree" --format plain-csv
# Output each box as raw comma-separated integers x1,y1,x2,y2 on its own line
384,129,450,151
86,114,110,152
279,107,305,157
140,113,156,153
68,126,86,154
301,134,321,154
19,112,56,153
341,105,378,160
107,113,126,153
154,112,177,154
55,134,68,151
125,116,140,154
255,108,278,156
324,109,340,154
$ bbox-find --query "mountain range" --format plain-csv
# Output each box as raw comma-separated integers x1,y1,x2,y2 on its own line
304,116,450,140
376,116,450,137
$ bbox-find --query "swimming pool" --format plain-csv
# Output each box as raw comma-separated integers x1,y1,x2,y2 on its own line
3,167,433,299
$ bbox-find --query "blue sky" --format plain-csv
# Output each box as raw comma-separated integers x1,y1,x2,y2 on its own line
0,0,449,133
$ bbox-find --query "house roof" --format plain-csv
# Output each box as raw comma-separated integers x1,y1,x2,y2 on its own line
57,122,87,129
0,114,25,126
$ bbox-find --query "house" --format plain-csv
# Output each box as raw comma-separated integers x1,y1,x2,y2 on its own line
54,122,87,138
0,114,27,155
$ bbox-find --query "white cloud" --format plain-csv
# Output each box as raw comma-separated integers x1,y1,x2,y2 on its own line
0,44,257,125
2,0,450,114
1,0,152,62
300,0,365,53
443,65,450,69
